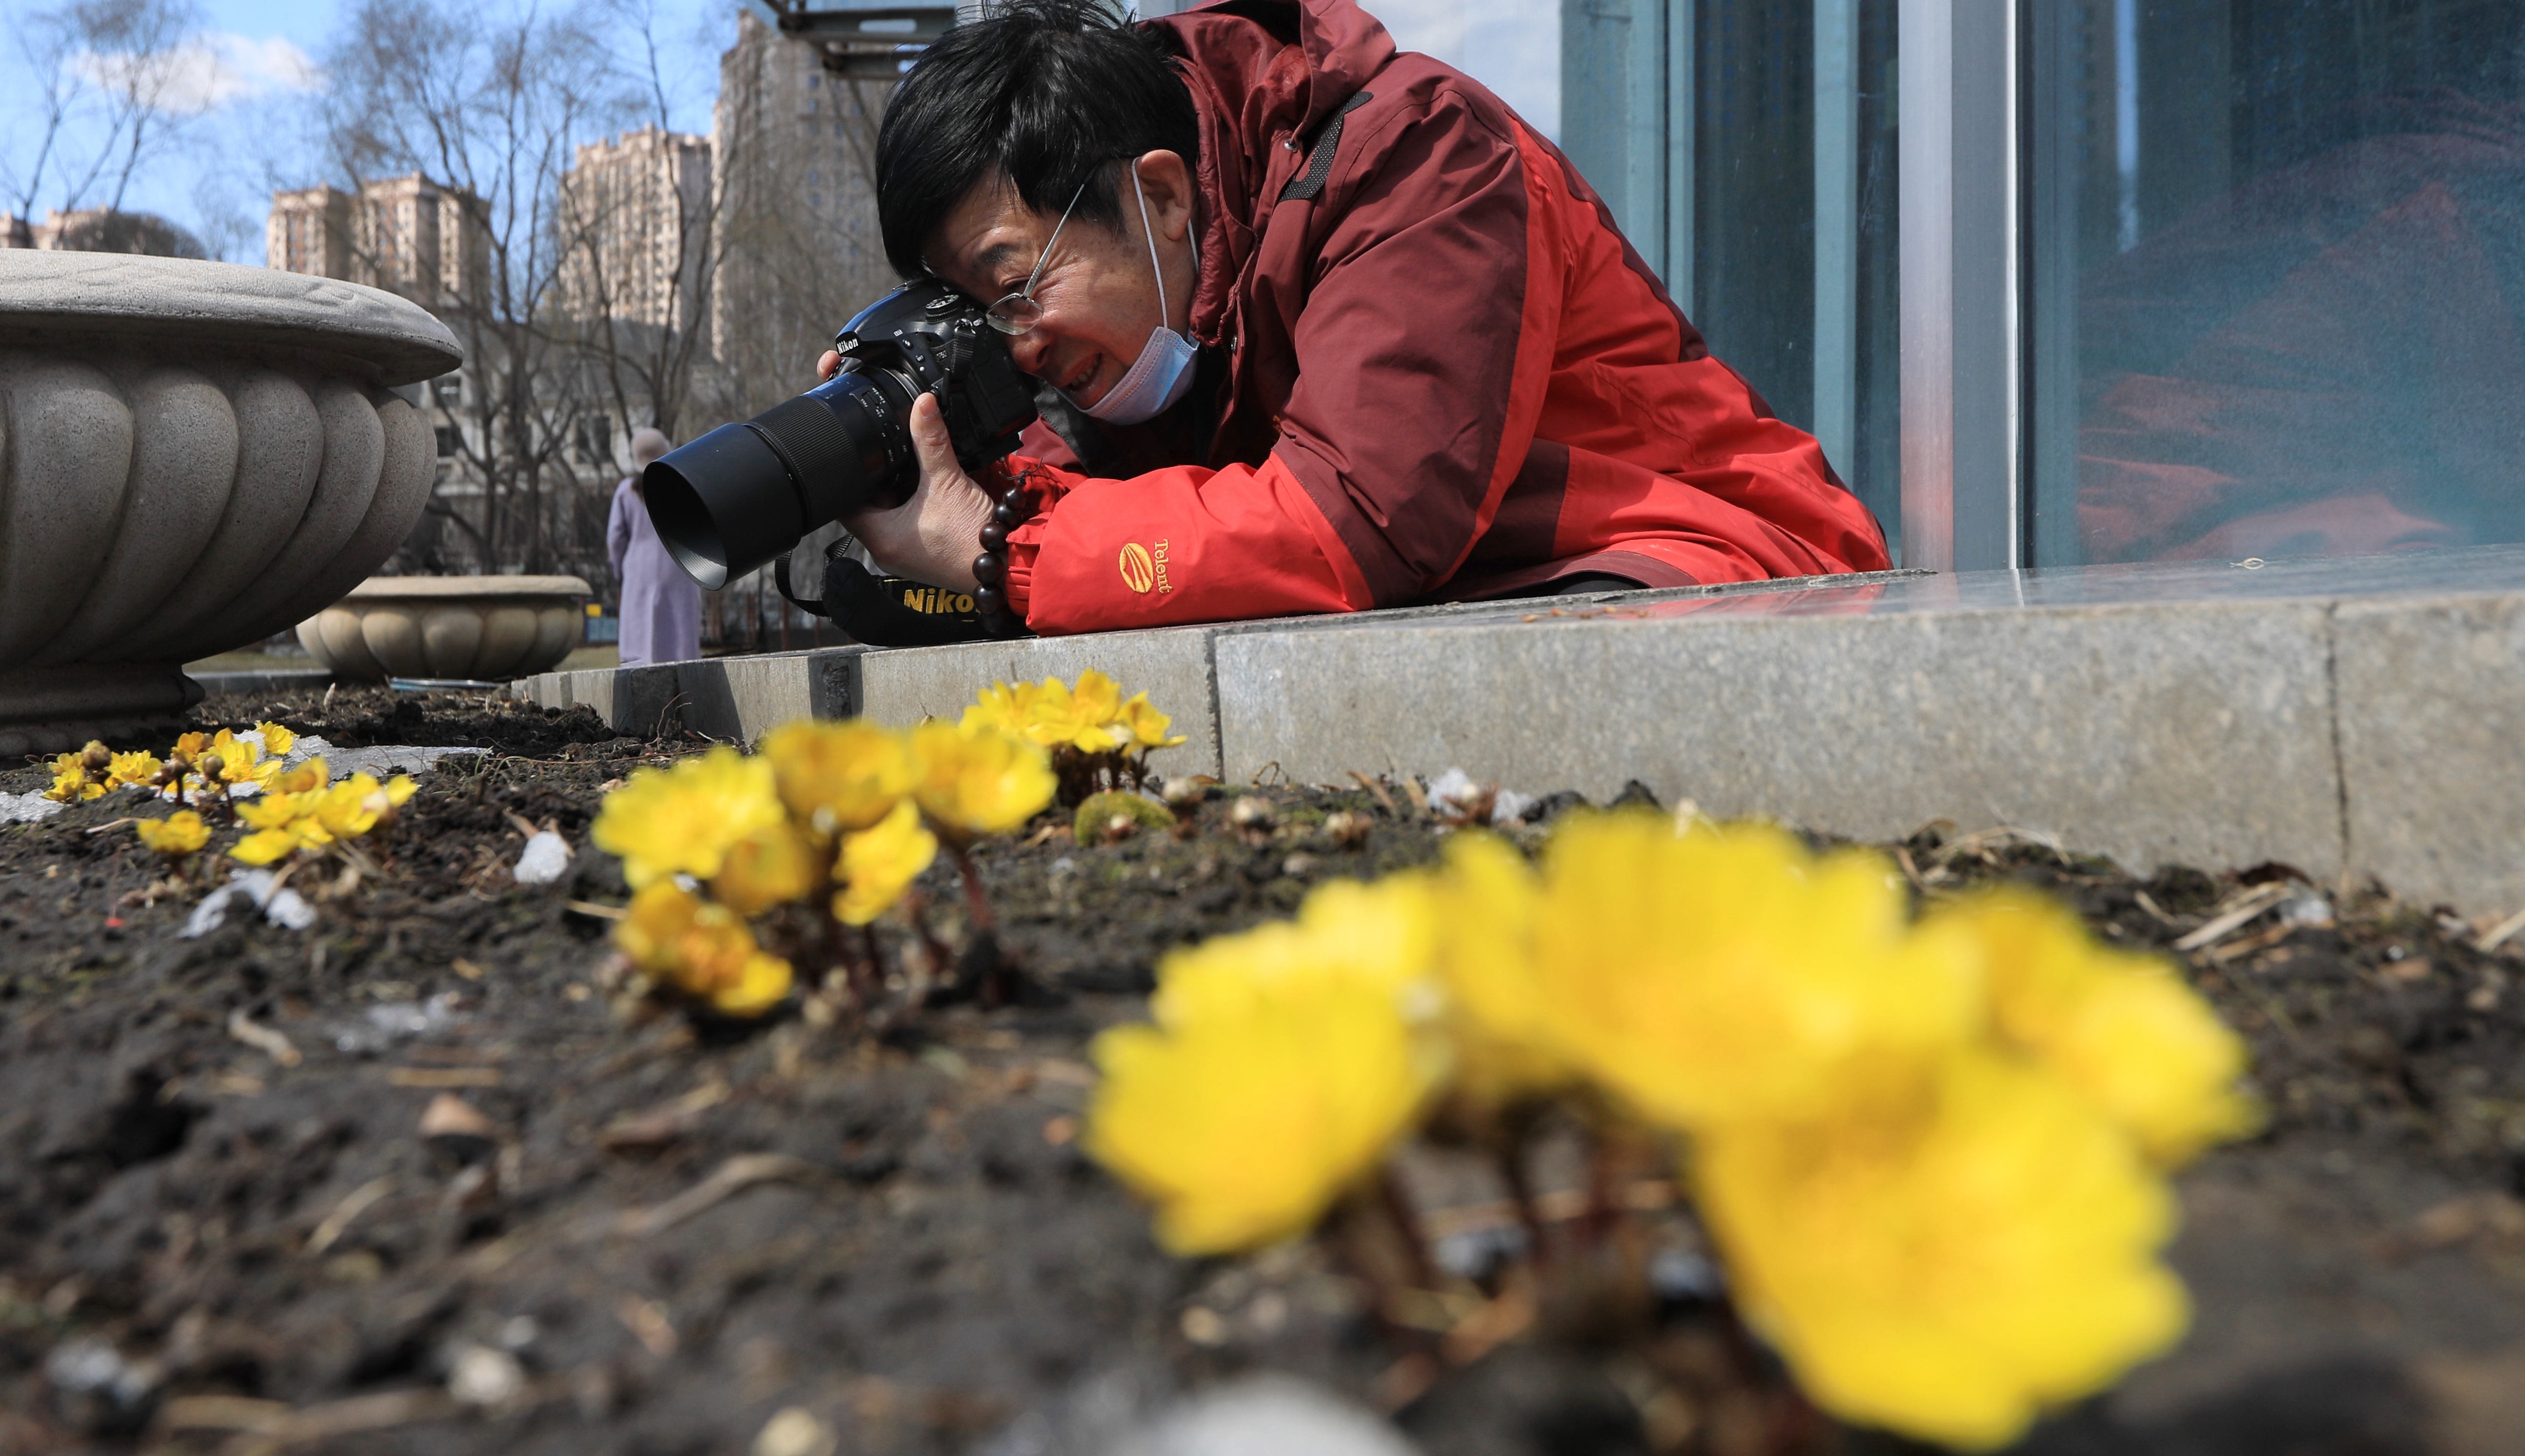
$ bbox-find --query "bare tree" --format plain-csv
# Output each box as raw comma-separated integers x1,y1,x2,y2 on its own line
2,0,203,223
319,0,642,580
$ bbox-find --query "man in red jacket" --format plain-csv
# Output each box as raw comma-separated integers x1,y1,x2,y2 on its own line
832,0,1887,636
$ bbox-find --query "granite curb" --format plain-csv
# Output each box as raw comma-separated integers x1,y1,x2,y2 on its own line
505,558,2525,914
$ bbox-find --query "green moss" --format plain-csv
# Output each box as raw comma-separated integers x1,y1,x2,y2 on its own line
1075,791,1175,846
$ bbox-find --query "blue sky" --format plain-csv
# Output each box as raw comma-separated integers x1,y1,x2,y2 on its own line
1,0,1555,263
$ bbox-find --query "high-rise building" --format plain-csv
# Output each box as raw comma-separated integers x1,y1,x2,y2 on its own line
706,8,903,416
558,125,713,330
265,175,486,308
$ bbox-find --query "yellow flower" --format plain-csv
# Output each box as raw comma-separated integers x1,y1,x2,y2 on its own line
909,720,1056,840
229,794,331,864
1426,832,1568,1108
1929,890,2260,1166
135,811,209,858
1529,814,1981,1130
614,881,792,1017
273,757,330,795
1087,954,1437,1255
1152,873,1440,1029
832,799,937,925
42,763,103,804
1023,671,1131,754
204,729,281,793
1117,693,1186,750
106,751,163,791
591,747,786,888
960,680,1043,738
254,721,297,758
1694,1052,2188,1451
616,880,704,973
761,719,918,835
1087,873,1444,1253
713,822,823,916
169,732,208,764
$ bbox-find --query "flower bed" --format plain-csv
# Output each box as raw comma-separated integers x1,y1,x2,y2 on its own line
2,686,2523,1455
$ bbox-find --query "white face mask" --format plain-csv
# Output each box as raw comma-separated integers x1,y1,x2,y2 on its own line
1074,168,1198,425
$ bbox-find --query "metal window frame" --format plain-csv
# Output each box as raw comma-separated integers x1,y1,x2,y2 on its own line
1897,0,2019,573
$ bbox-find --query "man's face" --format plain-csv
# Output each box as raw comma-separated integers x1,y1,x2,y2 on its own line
927,150,1199,413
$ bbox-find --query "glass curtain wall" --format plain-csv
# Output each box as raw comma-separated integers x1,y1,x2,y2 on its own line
2025,0,2525,566
1566,0,1901,544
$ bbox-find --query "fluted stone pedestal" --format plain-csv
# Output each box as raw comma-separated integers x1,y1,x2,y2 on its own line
0,253,461,754
298,575,590,683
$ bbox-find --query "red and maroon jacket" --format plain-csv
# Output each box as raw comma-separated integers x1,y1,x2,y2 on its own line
999,0,1889,634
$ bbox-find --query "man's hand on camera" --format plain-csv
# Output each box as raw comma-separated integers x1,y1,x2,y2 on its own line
838,390,993,594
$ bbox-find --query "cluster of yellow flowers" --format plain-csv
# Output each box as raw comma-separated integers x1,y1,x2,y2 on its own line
590,716,1056,1018
962,669,1184,800
43,724,296,806
229,759,418,866
1085,813,2260,1451
38,723,418,874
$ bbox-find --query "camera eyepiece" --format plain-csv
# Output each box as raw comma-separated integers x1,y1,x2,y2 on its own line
641,280,1039,590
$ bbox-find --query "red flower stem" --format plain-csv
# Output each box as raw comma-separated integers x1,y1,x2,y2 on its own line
946,840,995,934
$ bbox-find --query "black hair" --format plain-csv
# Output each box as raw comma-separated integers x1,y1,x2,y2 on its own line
875,0,1200,280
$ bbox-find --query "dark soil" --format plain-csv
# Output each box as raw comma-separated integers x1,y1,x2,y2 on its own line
3,689,2524,1455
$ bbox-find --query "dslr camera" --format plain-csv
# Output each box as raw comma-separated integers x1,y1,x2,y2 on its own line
642,280,1040,612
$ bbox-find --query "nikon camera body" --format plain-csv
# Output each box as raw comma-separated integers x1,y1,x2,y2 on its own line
641,279,1040,593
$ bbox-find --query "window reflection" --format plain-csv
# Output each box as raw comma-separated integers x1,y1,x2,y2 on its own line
2030,0,2525,565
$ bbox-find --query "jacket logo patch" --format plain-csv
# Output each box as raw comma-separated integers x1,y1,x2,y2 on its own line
1119,542,1157,594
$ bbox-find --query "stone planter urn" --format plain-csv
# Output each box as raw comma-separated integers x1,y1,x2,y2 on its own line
297,575,590,683
0,253,461,756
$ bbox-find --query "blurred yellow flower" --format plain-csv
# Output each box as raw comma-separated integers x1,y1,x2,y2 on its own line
1152,874,1439,1029
713,822,823,916
1117,693,1186,750
273,757,330,795
1426,832,1568,1108
616,880,704,973
591,747,786,888
254,721,297,758
1695,1052,2187,1451
136,811,209,858
106,751,162,791
170,732,208,764
1088,959,1437,1255
1088,872,1444,1253
909,721,1055,840
760,719,918,835
1930,890,2259,1167
1530,814,1981,1130
614,881,792,1017
833,799,938,925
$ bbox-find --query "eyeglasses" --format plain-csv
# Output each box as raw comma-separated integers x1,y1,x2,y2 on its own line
983,178,1088,337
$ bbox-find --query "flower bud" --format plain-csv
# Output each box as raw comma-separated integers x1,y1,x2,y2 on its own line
198,754,225,780
80,740,112,773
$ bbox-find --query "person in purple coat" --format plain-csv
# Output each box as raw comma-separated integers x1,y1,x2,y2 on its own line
607,428,703,667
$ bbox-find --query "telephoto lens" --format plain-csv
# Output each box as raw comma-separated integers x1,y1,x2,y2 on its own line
640,280,1038,591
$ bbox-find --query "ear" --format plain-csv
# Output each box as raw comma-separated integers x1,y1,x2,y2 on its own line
1133,150,1196,242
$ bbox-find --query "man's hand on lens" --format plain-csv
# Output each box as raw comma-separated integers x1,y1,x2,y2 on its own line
837,389,993,594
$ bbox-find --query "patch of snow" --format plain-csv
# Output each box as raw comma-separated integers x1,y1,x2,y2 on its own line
1491,788,1535,824
180,869,317,937
1425,767,1482,815
512,831,571,886
0,791,65,825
